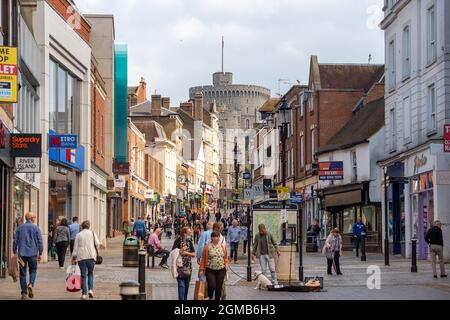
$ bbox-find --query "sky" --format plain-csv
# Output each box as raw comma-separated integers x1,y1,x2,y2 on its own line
77,0,385,105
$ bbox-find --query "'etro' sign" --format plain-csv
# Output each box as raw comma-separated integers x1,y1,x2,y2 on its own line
10,134,42,157
49,134,78,149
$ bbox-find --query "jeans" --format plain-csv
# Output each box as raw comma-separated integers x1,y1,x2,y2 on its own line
194,232,200,244
430,245,446,276
19,256,38,294
55,241,69,267
78,259,95,295
230,242,239,262
259,255,278,285
354,236,361,257
177,276,191,300
205,268,226,300
155,249,170,266
243,240,248,254
70,240,75,255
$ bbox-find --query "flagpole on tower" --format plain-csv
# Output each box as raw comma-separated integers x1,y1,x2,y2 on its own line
222,36,224,74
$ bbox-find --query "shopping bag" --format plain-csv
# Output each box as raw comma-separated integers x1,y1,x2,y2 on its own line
66,265,82,292
194,280,206,300
50,247,57,260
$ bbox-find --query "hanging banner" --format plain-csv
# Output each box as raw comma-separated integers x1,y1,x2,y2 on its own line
0,46,18,103
14,157,41,173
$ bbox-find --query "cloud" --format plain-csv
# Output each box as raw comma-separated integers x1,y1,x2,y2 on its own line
76,0,384,105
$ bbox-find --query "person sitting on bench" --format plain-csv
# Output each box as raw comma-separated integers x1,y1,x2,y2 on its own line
148,228,170,269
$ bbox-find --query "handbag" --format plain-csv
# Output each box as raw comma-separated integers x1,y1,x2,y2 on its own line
66,265,82,292
325,249,334,260
177,266,191,278
92,231,103,265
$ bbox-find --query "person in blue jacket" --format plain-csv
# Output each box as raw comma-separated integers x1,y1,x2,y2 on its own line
133,216,147,248
352,218,367,257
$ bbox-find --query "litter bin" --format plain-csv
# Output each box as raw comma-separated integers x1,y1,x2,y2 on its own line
306,232,318,253
123,236,140,267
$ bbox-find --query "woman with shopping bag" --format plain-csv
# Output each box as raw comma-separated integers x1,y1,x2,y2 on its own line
172,227,195,300
71,221,100,300
199,231,229,300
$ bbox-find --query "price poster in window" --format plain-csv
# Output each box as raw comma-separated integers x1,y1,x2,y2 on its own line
0,46,18,103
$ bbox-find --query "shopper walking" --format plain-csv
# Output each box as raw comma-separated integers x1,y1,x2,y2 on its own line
133,216,147,248
323,228,343,275
352,219,366,257
426,221,447,279
13,212,43,300
197,221,214,263
199,231,229,300
252,224,280,286
193,220,202,244
72,221,100,300
69,217,80,255
308,218,321,249
227,219,241,264
241,225,248,255
54,218,70,269
172,227,196,300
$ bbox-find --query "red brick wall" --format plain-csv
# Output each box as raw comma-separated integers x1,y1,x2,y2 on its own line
91,80,106,171
318,90,364,147
46,0,91,44
0,104,13,119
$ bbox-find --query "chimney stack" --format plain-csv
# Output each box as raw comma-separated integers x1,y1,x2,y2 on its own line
151,95,162,116
137,77,147,104
180,102,194,117
194,92,203,122
162,97,170,110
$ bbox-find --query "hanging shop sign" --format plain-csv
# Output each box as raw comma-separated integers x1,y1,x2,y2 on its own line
14,157,41,173
113,161,130,175
444,124,450,153
0,46,18,103
114,175,126,188
10,134,42,158
48,134,78,149
144,189,154,199
263,179,273,192
319,162,344,181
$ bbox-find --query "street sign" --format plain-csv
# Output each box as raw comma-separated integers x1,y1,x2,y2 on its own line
263,179,272,192
49,134,78,149
244,188,254,200
252,185,264,198
10,134,42,158
14,157,41,173
319,162,344,180
280,209,288,224
291,193,303,204
144,189,154,199
0,46,18,103
445,124,450,153
277,186,290,201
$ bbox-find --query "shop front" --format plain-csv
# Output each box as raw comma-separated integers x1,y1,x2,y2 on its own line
48,139,85,226
0,120,12,278
321,182,382,252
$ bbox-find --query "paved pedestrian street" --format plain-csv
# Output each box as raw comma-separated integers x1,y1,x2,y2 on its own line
1,236,449,300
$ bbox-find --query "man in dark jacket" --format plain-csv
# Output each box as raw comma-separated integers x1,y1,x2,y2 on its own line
352,219,367,257
425,221,447,278
13,212,43,300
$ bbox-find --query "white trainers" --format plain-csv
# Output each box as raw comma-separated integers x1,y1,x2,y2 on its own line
88,290,94,299
81,294,88,300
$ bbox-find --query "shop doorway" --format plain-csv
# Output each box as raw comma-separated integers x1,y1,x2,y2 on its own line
48,165,75,226
0,165,10,278
411,172,434,260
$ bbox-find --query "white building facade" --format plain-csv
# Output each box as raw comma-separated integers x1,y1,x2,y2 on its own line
380,0,450,260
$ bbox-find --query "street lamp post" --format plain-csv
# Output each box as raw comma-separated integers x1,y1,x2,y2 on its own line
384,168,390,266
201,181,207,215
278,100,291,245
297,202,304,282
234,140,239,218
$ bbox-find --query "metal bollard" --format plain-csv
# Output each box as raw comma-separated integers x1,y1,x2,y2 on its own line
120,281,140,300
411,239,418,273
361,235,367,262
138,249,147,300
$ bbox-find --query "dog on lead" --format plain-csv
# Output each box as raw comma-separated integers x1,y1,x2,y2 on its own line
254,271,272,290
